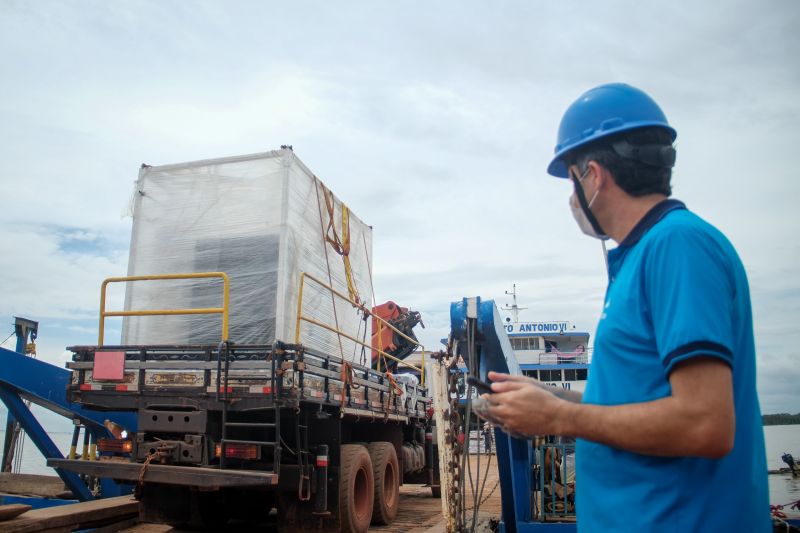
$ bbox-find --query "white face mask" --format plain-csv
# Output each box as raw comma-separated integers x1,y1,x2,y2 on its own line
569,168,609,241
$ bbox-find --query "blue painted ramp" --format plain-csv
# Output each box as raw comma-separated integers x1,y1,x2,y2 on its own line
0,346,137,500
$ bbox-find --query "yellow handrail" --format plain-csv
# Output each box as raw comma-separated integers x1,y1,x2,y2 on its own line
98,272,230,345
294,272,426,385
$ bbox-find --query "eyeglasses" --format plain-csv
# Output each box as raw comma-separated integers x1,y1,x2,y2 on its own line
569,165,592,186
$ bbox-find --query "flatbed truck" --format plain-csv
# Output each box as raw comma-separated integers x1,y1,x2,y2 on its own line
49,276,439,532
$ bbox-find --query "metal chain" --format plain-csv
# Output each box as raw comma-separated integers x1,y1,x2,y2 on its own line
442,319,495,532
466,479,500,511
442,344,466,532
134,451,158,498
137,452,156,485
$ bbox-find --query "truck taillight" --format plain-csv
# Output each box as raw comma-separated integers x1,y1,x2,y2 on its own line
215,443,259,460
97,438,133,453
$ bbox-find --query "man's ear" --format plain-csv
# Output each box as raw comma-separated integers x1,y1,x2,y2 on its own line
589,160,611,191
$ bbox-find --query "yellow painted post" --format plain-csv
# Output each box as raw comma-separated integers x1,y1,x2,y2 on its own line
81,430,89,462
98,280,109,345
220,272,230,342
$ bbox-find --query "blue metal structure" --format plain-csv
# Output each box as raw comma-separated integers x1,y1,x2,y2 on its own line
0,318,137,501
450,297,577,533
2,317,38,473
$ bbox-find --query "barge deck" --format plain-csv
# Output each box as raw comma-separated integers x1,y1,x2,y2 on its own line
0,456,502,532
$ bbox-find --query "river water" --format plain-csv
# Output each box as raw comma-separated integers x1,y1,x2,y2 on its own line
764,425,800,513
1,425,798,512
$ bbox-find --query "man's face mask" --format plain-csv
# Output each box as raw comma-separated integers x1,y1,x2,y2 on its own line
569,165,609,241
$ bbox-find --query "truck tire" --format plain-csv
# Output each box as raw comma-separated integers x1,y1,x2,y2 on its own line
339,444,374,533
367,442,400,525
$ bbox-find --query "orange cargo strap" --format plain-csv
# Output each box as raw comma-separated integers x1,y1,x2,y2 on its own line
340,361,360,408
385,371,404,397
322,185,361,307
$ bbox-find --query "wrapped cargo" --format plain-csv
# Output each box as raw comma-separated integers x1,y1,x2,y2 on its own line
121,148,373,362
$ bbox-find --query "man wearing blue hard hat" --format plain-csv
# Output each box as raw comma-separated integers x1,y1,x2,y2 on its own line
485,83,770,531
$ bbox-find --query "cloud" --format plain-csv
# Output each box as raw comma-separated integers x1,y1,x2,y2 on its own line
0,224,128,319
0,0,798,413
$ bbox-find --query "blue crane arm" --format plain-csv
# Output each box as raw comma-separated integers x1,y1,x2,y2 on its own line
450,297,522,379
449,297,575,533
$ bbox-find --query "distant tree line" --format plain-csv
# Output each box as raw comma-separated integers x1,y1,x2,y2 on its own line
763,413,800,425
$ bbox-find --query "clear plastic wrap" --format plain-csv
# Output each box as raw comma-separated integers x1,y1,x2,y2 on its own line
121,149,373,361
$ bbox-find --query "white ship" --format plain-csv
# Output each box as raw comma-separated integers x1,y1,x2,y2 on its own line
501,285,590,393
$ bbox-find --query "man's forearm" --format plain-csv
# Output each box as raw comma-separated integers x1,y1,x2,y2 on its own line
485,362,733,456
560,396,732,458
551,387,582,403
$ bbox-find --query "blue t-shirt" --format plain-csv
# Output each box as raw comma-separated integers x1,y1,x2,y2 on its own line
575,200,770,532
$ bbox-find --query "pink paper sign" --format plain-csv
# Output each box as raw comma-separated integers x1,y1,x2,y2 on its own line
93,351,125,381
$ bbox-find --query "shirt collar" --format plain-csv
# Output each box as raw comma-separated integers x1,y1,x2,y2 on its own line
618,198,686,248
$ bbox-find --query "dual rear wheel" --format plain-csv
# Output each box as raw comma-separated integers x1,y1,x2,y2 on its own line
339,442,400,533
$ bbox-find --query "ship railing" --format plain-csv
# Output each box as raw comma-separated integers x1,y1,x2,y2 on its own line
538,351,590,365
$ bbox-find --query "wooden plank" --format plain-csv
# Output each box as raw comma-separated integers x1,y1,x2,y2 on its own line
0,473,71,499
88,516,140,533
120,524,173,532
0,504,31,521
112,459,501,531
47,460,278,488
0,495,138,533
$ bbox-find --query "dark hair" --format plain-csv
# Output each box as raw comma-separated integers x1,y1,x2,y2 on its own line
568,127,674,197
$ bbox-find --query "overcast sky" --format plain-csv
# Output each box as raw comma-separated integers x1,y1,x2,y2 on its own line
0,1,798,414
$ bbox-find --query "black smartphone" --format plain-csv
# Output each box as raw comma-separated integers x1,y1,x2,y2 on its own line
466,376,493,395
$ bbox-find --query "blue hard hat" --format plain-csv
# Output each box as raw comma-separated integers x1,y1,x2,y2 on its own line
547,83,677,178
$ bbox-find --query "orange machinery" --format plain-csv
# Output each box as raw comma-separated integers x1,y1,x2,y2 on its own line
370,302,424,369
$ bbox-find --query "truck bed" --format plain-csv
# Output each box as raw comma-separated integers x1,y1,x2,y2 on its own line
66,342,429,421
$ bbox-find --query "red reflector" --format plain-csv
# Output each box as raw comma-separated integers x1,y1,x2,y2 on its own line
316,456,329,467
218,387,233,393
115,384,128,392
97,438,133,453
262,386,272,394
215,443,258,460
79,384,92,391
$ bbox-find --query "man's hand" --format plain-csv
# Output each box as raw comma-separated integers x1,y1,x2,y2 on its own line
484,371,573,437
487,372,584,402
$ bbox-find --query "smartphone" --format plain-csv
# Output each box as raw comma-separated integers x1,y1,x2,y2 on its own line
466,376,493,395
